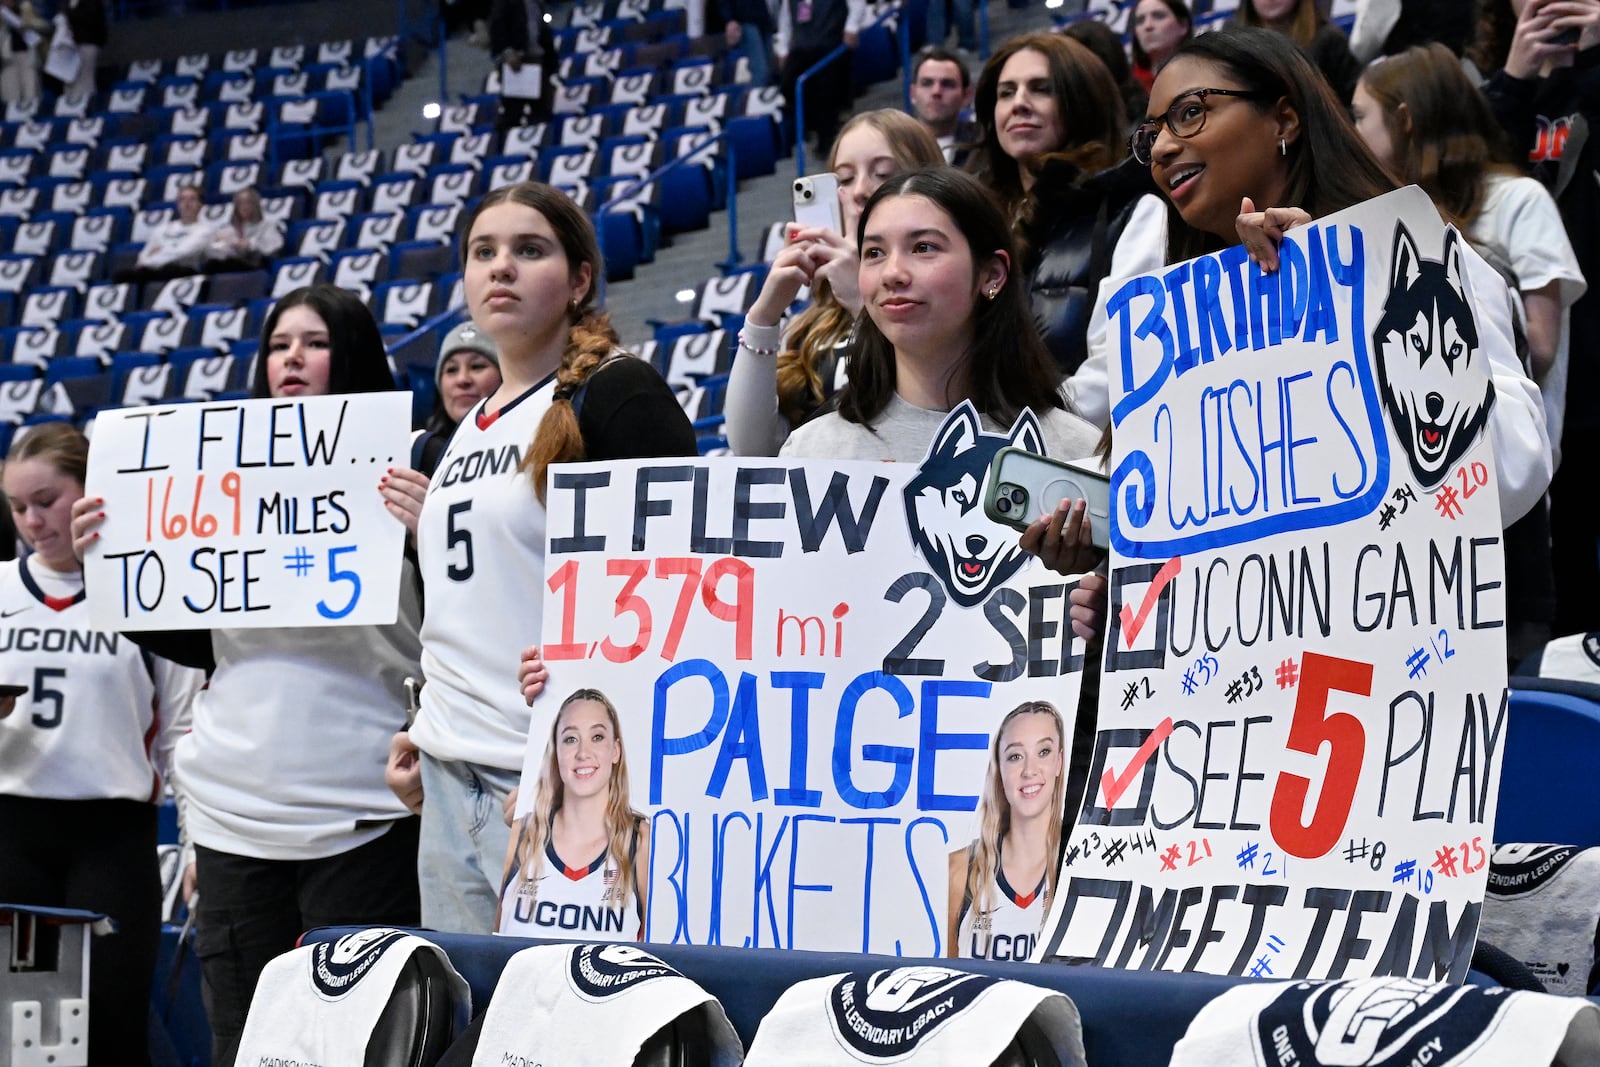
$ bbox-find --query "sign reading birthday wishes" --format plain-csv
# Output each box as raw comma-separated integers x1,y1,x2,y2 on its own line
525,413,1093,958
84,393,410,630
1035,187,1510,982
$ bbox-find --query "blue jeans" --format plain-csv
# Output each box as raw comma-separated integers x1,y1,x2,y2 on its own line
417,754,520,934
925,0,976,51
734,22,773,86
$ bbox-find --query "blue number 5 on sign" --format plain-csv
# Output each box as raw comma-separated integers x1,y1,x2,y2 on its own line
316,546,362,620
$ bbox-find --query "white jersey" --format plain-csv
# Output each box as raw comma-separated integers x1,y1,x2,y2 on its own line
174,557,424,861
410,380,554,770
0,557,202,802
956,846,1048,963
497,829,643,941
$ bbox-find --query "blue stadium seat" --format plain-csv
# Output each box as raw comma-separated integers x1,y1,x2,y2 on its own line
44,356,105,387
1495,680,1600,848
388,241,456,282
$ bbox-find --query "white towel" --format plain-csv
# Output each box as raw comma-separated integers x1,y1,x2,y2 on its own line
470,944,743,1067
234,928,470,1067
744,965,1086,1067
1170,976,1600,1067
1482,844,1600,996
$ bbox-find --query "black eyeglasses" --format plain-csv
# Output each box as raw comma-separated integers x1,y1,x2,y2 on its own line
1129,88,1273,165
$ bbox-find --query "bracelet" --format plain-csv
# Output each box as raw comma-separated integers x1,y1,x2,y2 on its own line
738,329,779,357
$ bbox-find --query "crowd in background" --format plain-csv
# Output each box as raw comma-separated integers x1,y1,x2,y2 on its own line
5,0,1600,1063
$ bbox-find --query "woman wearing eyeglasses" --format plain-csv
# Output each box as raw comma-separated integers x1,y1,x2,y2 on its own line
1081,27,1553,530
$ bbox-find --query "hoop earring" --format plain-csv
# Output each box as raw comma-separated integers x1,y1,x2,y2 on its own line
1280,138,1287,156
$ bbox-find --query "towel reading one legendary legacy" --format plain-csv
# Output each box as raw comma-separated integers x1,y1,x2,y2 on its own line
1036,188,1512,981
521,428,1093,957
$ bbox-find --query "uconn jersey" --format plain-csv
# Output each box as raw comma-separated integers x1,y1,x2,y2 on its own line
957,851,1047,962
411,379,554,770
0,557,202,801
497,837,642,941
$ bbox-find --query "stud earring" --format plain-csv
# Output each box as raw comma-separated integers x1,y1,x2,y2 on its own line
986,285,999,299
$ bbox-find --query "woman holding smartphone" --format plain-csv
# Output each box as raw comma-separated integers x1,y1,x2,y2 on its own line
725,109,945,456
3,423,205,1067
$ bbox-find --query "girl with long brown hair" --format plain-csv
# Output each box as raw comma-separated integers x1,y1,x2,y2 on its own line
381,181,694,936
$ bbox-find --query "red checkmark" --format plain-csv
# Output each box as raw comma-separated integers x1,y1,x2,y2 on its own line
1118,556,1182,648
1100,716,1175,809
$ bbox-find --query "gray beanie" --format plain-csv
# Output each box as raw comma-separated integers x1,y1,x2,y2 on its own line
437,321,500,388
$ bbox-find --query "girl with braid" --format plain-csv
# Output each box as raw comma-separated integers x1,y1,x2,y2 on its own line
380,182,694,934
495,689,648,939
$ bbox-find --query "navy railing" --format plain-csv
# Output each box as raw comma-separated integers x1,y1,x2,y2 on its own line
600,128,746,274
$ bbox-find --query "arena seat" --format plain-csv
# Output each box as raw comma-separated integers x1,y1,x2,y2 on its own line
1494,679,1600,848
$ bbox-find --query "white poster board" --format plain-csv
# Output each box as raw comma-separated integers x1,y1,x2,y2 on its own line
84,393,410,630
523,418,1091,957
1035,187,1510,982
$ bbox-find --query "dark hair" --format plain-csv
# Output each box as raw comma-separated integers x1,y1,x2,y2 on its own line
1128,0,1193,71
839,167,1065,428
251,283,396,398
1161,28,1397,262
1468,0,1516,74
1359,44,1514,227
1061,19,1146,127
912,45,971,89
969,33,1128,224
1236,0,1324,50
457,181,621,502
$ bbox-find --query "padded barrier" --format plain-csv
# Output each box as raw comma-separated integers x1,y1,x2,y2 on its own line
305,929,1246,1067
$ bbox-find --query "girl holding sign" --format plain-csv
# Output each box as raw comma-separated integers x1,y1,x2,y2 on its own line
1119,27,1553,527
71,284,424,1067
495,688,649,940
948,701,1066,961
2,423,204,1067
380,181,694,936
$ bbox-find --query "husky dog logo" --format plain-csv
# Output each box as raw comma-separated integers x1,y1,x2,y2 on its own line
1372,224,1495,491
567,944,680,1002
1256,978,1509,1067
826,966,996,1060
904,402,1042,608
309,928,409,998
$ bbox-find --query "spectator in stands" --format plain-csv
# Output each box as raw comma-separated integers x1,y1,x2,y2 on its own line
716,0,777,87
115,185,215,285
726,109,943,456
488,0,557,132
1129,0,1192,93
969,33,1166,379
1476,0,1600,635
62,0,105,98
1348,0,1473,63
948,701,1065,961
926,0,977,54
0,0,47,105
910,46,980,164
1131,27,1552,529
1235,0,1361,103
379,182,694,935
72,285,423,1067
495,688,649,940
1062,17,1150,131
3,424,204,1067
410,321,503,478
775,0,862,155
205,187,284,274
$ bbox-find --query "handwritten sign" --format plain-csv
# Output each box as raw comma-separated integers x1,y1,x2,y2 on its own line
1036,188,1509,982
84,393,410,630
524,435,1091,957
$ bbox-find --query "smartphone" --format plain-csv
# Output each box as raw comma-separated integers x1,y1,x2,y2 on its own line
792,173,842,236
0,683,29,699
1554,26,1580,45
984,448,1112,552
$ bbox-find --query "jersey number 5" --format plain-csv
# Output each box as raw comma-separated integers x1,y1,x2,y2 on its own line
447,501,475,581
31,667,66,729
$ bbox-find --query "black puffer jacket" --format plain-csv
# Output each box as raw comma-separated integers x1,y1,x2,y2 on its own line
1022,155,1159,377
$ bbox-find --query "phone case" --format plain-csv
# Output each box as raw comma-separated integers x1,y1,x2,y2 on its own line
983,447,1112,551
792,173,842,235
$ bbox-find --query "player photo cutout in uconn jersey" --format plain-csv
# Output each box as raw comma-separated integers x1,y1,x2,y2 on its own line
1372,225,1495,494
903,403,1043,609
